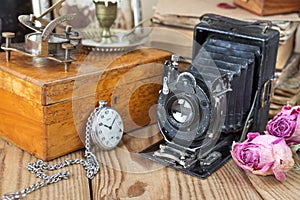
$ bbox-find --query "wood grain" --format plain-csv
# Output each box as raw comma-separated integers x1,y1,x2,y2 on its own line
246,170,300,200
2,125,300,200
234,0,300,16
91,124,263,200
0,139,90,200
0,88,44,158
0,67,42,104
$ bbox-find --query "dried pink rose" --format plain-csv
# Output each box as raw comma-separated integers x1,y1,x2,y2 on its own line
231,132,294,181
266,105,300,145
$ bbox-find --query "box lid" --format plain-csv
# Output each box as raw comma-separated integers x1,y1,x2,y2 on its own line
0,48,170,106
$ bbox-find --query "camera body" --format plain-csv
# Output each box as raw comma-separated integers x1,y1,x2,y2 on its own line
142,14,279,178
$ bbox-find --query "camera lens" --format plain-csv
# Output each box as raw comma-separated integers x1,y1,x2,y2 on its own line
171,98,193,123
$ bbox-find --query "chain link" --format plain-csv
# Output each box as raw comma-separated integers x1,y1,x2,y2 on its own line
2,108,100,200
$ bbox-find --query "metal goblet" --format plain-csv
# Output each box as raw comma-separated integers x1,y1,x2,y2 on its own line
93,1,117,38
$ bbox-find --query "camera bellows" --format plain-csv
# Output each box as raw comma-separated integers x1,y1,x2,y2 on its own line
191,37,257,132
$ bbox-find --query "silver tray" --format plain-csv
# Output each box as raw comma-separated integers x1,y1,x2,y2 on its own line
79,28,150,52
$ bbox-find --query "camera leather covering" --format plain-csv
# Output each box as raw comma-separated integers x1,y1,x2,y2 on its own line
141,13,279,178
193,14,279,133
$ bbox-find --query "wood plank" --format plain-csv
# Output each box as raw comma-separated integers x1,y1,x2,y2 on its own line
91,125,262,200
2,129,300,199
0,138,90,200
246,169,300,199
101,160,262,200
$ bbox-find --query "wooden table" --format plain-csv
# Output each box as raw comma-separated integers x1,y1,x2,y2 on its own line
1,124,300,200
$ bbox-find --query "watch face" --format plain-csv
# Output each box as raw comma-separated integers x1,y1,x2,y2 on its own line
92,107,124,150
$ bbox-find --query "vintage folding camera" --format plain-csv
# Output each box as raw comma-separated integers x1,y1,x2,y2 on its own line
141,14,280,178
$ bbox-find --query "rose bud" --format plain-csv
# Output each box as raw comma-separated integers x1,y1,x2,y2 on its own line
266,105,300,145
231,132,294,181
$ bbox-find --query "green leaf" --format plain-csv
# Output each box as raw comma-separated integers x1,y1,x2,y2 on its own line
290,144,300,160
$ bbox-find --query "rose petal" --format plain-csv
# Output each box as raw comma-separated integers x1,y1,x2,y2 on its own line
272,167,287,181
249,161,274,177
287,112,300,144
247,132,260,141
282,105,292,112
272,137,284,145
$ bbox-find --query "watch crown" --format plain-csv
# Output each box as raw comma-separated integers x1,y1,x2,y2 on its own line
98,100,107,108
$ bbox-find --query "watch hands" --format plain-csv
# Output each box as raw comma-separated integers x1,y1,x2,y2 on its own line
110,116,117,127
112,115,123,129
100,116,117,130
102,123,111,129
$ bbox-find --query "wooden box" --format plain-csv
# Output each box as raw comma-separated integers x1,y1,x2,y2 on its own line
233,0,300,16
0,48,170,160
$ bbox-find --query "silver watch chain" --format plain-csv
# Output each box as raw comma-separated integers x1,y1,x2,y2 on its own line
2,108,100,200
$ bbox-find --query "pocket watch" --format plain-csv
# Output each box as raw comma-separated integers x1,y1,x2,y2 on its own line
91,100,124,150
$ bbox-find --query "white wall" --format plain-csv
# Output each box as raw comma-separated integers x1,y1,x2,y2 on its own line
141,0,157,19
